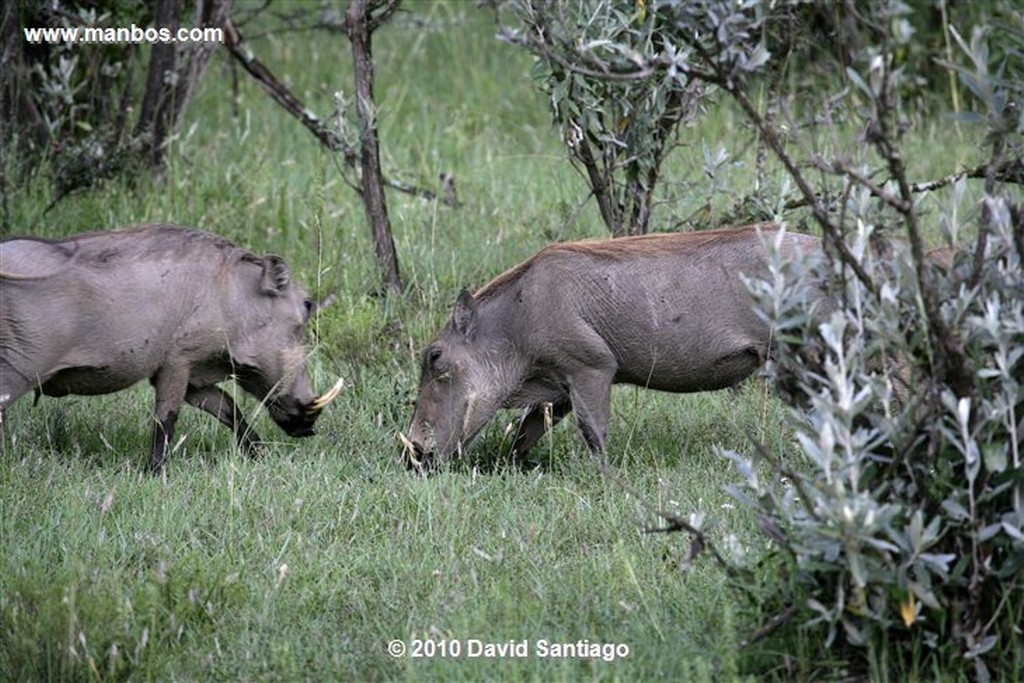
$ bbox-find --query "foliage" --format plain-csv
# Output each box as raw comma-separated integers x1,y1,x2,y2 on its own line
686,1,1024,679
492,0,708,236
491,0,1024,677
489,0,1021,240
4,2,152,195
1,0,226,209
738,207,1023,680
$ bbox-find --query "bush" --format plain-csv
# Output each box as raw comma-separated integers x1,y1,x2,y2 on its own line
717,2,1024,678
511,0,1023,677
734,199,1022,679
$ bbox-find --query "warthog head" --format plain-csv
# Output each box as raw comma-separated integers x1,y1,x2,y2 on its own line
404,290,507,470
229,255,343,438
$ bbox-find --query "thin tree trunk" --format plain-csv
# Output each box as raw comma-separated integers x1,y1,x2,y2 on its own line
346,0,402,295
135,0,183,168
1,3,49,156
0,0,26,235
135,0,230,169
574,135,625,237
170,0,232,133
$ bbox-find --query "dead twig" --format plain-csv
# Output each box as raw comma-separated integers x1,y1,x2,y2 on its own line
221,17,454,206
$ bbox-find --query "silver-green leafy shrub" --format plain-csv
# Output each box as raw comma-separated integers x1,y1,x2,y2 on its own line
719,4,1024,679
492,0,709,236
735,199,1022,679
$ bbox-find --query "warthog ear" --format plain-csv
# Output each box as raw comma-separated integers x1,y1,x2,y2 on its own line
260,255,291,296
452,288,477,340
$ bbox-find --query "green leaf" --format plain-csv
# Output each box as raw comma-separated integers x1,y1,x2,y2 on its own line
941,498,970,522
848,550,867,588
982,442,1007,473
845,67,872,98
743,43,770,72
1001,521,1024,542
919,553,956,578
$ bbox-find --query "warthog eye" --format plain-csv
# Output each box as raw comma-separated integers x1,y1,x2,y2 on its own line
424,346,450,379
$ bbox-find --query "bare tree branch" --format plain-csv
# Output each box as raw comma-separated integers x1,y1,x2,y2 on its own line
739,605,798,648
713,71,879,296
223,19,355,159
911,158,1024,193
818,156,910,213
346,0,402,295
367,0,402,33
597,459,737,574
222,18,449,205
871,53,975,399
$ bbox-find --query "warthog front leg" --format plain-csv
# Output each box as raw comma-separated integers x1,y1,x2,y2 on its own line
511,399,572,459
567,367,615,464
149,410,179,473
0,360,33,453
185,385,263,455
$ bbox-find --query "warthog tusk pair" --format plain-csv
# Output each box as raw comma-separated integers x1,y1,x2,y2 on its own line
397,431,421,467
311,377,345,411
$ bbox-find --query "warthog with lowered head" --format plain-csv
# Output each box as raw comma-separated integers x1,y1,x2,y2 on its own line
404,224,824,470
0,224,343,470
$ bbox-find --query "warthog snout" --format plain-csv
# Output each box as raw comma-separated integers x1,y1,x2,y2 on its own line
398,430,438,473
407,444,437,474
271,377,345,437
272,405,319,438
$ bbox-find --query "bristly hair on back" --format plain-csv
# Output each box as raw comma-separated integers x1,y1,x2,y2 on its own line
474,224,781,302
45,224,254,268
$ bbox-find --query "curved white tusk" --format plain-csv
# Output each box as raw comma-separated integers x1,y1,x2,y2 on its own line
310,377,345,411
397,431,420,465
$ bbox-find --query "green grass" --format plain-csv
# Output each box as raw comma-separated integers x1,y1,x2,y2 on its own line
1,2,992,680
1,389,773,681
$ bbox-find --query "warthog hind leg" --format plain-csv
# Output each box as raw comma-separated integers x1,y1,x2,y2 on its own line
567,367,615,464
149,364,191,472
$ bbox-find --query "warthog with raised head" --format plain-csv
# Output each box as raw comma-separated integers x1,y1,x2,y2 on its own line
0,224,343,470
404,224,823,470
